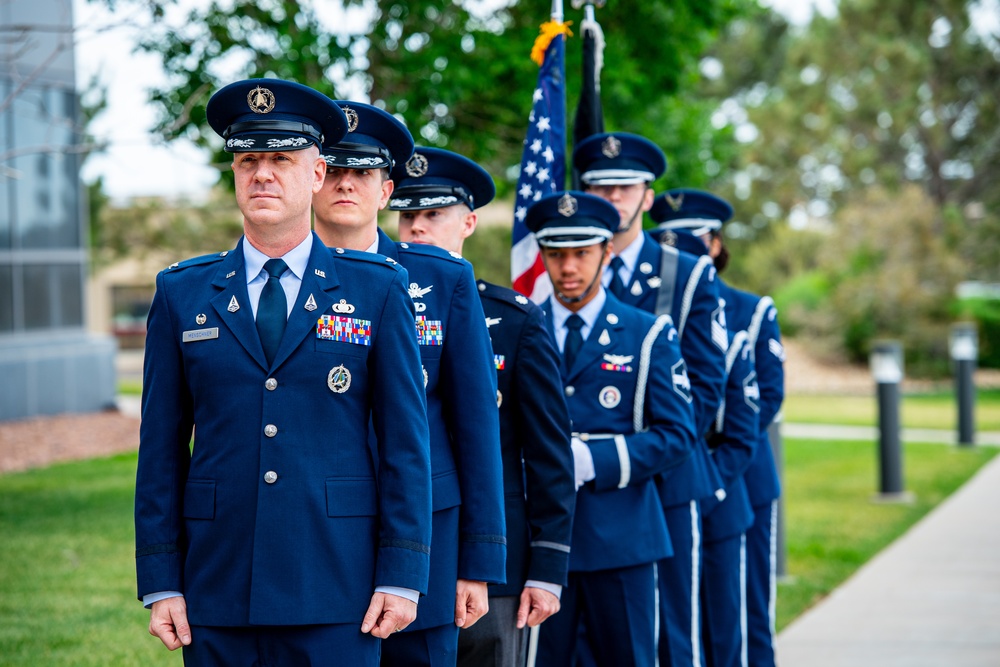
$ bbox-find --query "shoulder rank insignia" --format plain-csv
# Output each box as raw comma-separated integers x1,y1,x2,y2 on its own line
515,295,529,305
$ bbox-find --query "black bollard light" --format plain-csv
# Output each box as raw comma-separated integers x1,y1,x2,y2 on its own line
950,322,978,447
870,340,906,498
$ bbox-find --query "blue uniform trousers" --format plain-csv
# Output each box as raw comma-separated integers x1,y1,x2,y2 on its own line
657,500,705,667
183,623,379,666
381,622,460,667
701,533,747,667
744,501,778,667
537,563,657,667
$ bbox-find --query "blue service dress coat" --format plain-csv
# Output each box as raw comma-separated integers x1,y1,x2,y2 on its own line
134,233,433,627
477,280,575,595
717,281,785,507
542,292,697,572
376,230,507,630
615,232,727,507
702,330,759,542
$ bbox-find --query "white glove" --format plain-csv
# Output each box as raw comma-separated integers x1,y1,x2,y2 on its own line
571,436,596,490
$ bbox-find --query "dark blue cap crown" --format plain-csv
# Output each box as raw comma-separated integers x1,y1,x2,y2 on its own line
321,102,414,171
525,191,618,248
650,188,734,234
207,79,348,153
388,147,496,211
573,132,667,185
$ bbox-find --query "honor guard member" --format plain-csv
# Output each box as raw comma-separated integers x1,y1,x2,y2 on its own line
313,105,507,667
388,147,577,667
574,132,727,667
527,191,696,667
134,79,433,666
652,189,786,667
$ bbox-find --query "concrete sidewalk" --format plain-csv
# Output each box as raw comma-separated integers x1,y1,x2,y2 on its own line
780,422,1000,446
776,450,1000,666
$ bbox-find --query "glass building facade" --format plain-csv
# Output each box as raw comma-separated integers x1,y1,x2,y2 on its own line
0,0,116,420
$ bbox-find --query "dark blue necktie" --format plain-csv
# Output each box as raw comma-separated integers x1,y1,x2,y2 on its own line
608,255,627,298
564,314,585,371
256,258,288,366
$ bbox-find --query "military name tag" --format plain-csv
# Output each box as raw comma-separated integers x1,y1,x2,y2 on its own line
317,315,372,346
182,327,219,343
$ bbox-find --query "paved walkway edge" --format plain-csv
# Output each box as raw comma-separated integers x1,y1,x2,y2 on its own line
776,452,1000,666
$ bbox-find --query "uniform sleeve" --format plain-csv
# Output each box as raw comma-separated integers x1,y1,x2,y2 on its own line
590,321,696,493
755,303,785,430
683,268,728,437
709,340,759,487
441,263,507,583
369,268,433,593
515,307,576,587
134,271,194,600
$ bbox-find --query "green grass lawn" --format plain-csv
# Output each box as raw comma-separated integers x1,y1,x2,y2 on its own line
775,438,997,631
782,388,1000,431
0,439,995,664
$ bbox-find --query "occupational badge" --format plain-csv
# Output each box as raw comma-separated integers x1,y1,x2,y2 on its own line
342,106,359,132
327,365,352,393
601,135,621,158
496,390,503,408
304,294,318,312
247,86,275,114
598,386,622,409
423,366,429,388
227,295,240,313
332,299,356,314
486,317,502,329
196,313,207,325
406,153,429,177
408,283,433,299
601,354,633,373
558,193,578,217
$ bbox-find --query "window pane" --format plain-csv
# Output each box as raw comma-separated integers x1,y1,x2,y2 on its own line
0,265,12,332
23,262,84,329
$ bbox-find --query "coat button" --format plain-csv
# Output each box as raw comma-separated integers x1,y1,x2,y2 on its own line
264,471,278,484
265,378,277,391
565,386,575,397
264,424,277,437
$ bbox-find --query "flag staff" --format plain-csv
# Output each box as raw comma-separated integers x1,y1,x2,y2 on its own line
552,0,563,22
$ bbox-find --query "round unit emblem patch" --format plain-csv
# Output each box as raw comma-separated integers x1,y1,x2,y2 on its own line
328,365,352,393
599,385,621,409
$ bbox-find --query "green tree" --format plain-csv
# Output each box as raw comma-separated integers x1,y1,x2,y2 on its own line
101,0,754,196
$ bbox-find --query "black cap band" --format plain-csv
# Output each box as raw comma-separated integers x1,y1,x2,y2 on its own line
224,119,323,143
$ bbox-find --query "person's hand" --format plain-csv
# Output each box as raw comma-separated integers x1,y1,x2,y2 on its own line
516,587,561,628
571,436,595,489
454,579,489,628
149,597,192,650
361,592,418,638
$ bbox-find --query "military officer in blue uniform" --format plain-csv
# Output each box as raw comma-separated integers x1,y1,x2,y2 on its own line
313,106,507,667
573,133,728,667
387,147,577,667
135,79,433,666
526,191,697,667
652,189,786,667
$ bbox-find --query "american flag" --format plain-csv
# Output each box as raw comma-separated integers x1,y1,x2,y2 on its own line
511,23,566,302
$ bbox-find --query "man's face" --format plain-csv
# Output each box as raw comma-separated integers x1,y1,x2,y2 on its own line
313,167,393,232
232,148,325,229
585,183,654,232
542,241,612,308
397,205,476,254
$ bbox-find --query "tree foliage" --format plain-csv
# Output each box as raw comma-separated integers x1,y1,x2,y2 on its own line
102,0,753,195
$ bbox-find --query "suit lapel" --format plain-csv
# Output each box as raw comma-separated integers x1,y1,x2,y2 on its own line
566,298,627,382
270,232,342,370
210,241,268,370
376,228,401,261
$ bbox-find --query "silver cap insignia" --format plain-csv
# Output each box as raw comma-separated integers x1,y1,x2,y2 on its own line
247,86,275,114
406,153,429,177
602,135,622,158
558,193,578,217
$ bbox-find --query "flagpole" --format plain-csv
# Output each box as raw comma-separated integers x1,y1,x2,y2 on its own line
552,0,563,23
